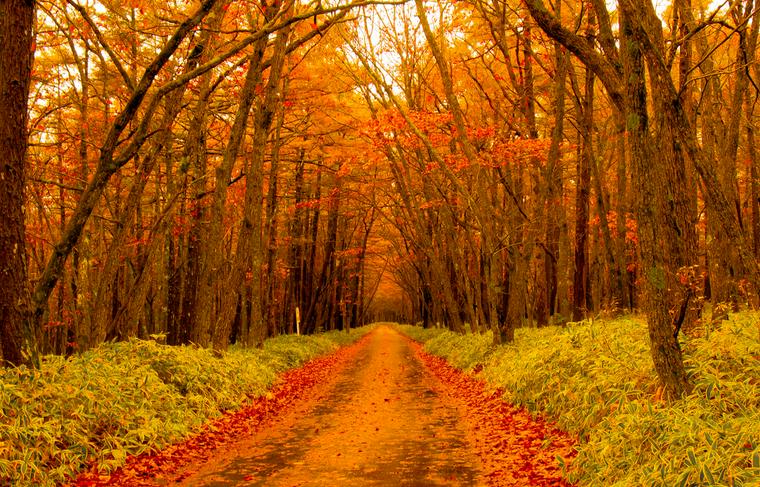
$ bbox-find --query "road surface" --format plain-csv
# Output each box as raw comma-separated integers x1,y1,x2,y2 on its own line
178,326,483,486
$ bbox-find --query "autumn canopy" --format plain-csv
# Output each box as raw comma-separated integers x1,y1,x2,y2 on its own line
1,0,759,403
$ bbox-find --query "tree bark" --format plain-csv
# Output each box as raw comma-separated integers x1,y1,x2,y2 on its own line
524,0,695,397
620,8,693,398
30,0,219,327
192,20,271,347
0,0,37,367
542,37,567,325
572,60,593,322
227,24,291,348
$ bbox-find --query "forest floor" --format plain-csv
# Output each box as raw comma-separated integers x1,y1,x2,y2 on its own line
75,326,574,486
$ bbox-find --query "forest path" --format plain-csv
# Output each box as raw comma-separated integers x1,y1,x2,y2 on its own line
175,325,483,486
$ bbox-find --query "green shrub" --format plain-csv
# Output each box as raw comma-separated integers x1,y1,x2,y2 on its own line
394,324,447,344
0,326,372,486
423,329,493,371
398,313,760,486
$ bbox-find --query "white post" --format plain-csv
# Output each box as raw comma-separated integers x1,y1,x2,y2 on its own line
295,306,301,335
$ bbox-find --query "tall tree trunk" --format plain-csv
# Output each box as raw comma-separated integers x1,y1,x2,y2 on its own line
742,0,760,297
614,112,634,309
301,170,322,331
228,25,290,348
309,182,341,333
192,22,271,347
0,0,37,367
572,50,594,321
620,9,693,398
92,43,206,343
286,151,306,334
747,102,760,260
264,85,287,338
166,1,228,346
544,39,567,324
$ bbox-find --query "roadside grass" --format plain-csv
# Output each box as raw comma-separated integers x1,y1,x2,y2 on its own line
397,313,760,486
0,327,372,486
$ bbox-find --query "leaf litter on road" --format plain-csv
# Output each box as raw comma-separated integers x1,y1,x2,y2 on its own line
410,337,577,486
70,334,370,486
71,327,576,486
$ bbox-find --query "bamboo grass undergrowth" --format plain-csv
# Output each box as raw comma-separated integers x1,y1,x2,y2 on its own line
397,313,760,486
0,326,373,486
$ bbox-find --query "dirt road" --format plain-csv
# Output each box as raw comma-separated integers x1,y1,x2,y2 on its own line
178,326,483,486
95,325,576,486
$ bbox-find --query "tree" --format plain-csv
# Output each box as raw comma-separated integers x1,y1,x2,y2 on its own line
11,0,760,394
523,0,760,397
0,0,37,367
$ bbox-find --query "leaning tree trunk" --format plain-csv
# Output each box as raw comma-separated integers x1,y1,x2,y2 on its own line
621,10,693,398
30,0,219,340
